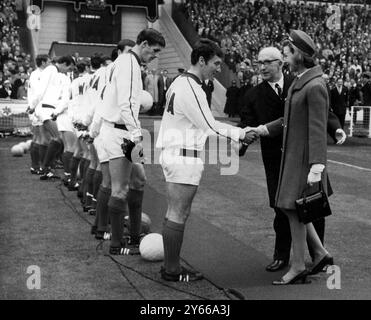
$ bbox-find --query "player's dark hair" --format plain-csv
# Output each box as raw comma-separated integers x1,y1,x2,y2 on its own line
191,38,224,65
111,48,118,61
136,28,166,48
117,39,135,52
57,55,75,66
35,54,49,67
76,62,86,74
90,54,102,69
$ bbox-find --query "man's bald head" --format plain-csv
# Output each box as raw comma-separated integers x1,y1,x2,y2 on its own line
257,47,283,83
258,47,283,62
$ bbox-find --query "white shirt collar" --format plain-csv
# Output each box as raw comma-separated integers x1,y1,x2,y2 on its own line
268,74,284,93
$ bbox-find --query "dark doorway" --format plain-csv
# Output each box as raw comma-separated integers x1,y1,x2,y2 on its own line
67,5,121,44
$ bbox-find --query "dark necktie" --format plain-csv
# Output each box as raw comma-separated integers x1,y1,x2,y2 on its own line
275,83,282,99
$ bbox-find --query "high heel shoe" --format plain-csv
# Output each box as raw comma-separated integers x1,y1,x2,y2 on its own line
309,254,334,275
272,270,310,285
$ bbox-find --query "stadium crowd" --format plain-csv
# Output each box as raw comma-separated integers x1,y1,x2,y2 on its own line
183,0,371,88
0,0,32,99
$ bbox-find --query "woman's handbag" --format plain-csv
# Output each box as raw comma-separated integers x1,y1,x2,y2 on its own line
295,182,332,224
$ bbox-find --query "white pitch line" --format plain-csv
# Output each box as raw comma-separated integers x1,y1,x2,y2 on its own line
328,159,371,172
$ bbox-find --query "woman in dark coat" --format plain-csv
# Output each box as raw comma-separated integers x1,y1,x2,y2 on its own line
263,31,334,285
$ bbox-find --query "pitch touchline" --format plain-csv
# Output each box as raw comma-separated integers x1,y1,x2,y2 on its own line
328,159,371,172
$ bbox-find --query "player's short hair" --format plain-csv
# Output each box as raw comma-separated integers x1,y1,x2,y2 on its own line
35,54,49,67
111,48,118,61
117,39,135,52
191,38,224,65
90,54,102,69
57,55,75,66
136,28,166,48
76,62,87,74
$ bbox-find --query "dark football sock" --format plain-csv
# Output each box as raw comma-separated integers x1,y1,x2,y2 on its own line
56,139,64,161
78,158,87,181
96,186,111,231
61,151,73,174
69,156,80,184
30,142,40,169
108,196,128,248
128,189,144,243
39,144,48,168
162,220,185,274
43,140,61,169
93,170,103,199
84,168,96,207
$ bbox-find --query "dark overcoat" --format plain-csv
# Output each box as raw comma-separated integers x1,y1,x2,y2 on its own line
267,66,329,210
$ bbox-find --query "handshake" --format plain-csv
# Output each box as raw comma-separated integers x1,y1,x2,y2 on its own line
236,125,269,156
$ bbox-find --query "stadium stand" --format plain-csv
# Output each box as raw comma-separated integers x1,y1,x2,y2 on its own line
182,0,371,88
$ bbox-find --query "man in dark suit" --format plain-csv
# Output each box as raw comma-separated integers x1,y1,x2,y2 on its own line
157,69,172,114
239,47,345,272
349,78,361,124
331,78,349,129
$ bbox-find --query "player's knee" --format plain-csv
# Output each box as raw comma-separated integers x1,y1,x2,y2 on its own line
129,175,146,191
111,184,130,200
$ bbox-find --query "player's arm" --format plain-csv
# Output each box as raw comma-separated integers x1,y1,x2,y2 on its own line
34,66,56,106
178,83,246,143
54,78,71,116
116,56,142,140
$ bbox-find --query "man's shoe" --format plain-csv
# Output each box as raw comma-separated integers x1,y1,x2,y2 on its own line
91,225,97,235
109,238,140,255
266,259,289,272
68,182,79,191
95,231,111,240
160,266,203,282
30,167,38,174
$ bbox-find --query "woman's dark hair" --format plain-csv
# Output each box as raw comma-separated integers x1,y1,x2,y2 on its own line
191,38,224,66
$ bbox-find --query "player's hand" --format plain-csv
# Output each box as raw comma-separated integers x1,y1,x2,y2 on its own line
335,129,346,145
26,106,34,114
242,130,259,145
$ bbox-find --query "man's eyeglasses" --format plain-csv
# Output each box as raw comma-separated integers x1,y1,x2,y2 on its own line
257,59,280,66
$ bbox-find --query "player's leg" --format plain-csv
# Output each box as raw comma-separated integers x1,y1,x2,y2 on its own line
92,134,110,237
40,119,62,180
161,182,203,281
127,163,147,243
68,137,82,191
77,138,90,198
30,125,41,174
61,131,77,186
83,143,99,212
38,123,50,173
94,161,111,239
108,157,133,254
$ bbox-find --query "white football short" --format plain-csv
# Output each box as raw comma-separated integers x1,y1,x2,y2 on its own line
35,104,54,123
159,148,204,186
94,133,109,163
99,120,131,160
56,112,74,132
